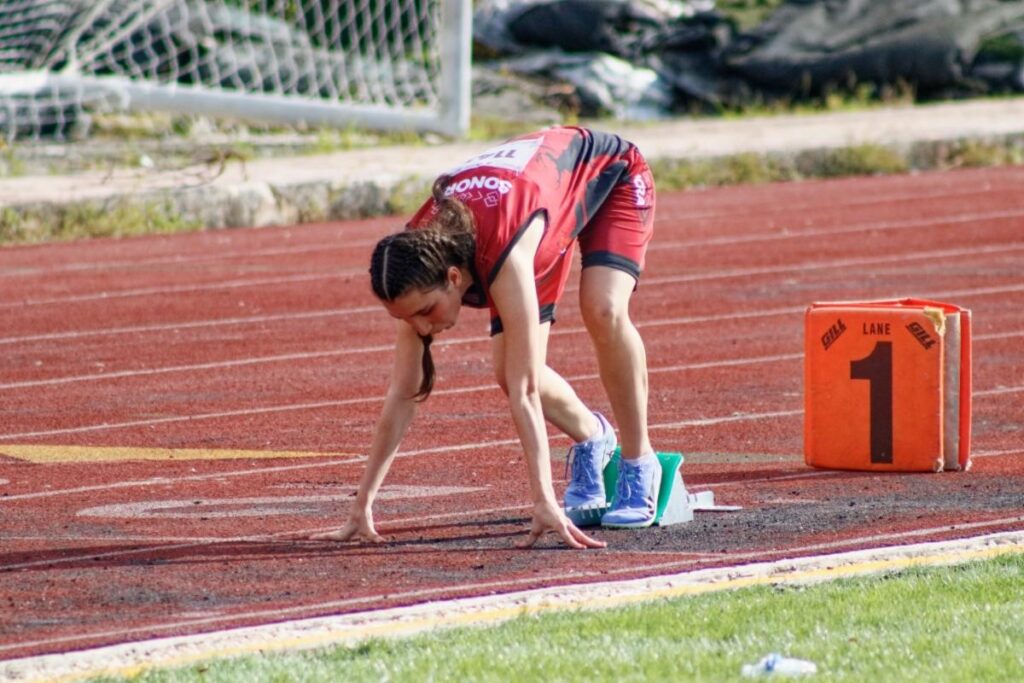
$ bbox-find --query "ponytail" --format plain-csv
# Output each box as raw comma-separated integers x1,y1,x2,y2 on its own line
369,176,476,401
417,334,435,400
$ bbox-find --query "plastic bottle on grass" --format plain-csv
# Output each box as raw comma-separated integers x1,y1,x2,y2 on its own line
741,653,818,677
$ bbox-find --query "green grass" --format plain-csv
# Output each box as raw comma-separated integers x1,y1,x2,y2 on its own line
89,553,1024,683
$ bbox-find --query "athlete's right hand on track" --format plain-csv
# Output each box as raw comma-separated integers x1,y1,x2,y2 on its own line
519,500,607,550
310,507,385,543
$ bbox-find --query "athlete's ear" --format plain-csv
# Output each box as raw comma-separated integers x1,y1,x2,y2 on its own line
447,265,461,288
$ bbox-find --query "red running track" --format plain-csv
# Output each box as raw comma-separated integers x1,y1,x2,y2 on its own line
1,167,1023,660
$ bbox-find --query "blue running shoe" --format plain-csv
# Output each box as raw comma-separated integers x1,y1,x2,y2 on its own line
563,412,617,510
602,454,662,529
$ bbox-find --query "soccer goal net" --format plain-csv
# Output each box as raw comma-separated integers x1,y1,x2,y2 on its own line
0,0,471,142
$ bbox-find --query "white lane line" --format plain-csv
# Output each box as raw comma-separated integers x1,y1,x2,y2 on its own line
0,308,372,346
0,321,1015,438
0,399,374,440
3,439,1016,507
2,518,1023,659
0,238,378,279
0,351,804,439
974,448,1024,458
624,281,1024,331
1,182,1015,279
1,347,1020,442
2,249,1023,352
0,345,392,390
3,281,1022,390
0,270,362,309
650,207,1024,251
977,385,1024,396
0,535,239,543
654,179,1024,222
652,409,803,430
643,242,1024,287
76,486,488,519
0,439,528,502
0,419,818,504
3,223,1023,311
1,273,1019,352
3,404,1019,507
0,339,799,390
0,458,365,502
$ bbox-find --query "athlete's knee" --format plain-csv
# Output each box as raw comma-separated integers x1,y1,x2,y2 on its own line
581,293,630,341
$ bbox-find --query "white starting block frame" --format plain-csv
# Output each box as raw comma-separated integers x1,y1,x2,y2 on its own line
566,450,728,527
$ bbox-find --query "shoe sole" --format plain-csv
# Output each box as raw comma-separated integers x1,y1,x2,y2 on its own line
565,503,609,527
564,496,606,510
601,517,657,529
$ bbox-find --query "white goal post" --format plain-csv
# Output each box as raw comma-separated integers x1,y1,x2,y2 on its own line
0,0,472,141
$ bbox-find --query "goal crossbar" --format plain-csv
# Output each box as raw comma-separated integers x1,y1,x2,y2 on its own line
0,0,472,140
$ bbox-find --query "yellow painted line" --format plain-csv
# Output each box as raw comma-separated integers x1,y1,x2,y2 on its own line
0,445,357,463
23,534,1024,683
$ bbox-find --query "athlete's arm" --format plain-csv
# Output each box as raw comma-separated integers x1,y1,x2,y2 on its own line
312,320,423,542
490,217,605,550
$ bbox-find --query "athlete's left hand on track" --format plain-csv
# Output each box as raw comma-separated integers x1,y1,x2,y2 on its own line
518,500,607,549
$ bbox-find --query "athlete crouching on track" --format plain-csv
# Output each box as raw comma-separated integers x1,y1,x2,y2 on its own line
316,126,663,549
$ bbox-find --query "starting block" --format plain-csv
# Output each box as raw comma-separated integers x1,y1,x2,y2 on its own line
565,449,722,527
804,298,972,472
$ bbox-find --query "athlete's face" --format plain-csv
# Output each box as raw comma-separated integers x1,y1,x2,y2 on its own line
383,267,464,336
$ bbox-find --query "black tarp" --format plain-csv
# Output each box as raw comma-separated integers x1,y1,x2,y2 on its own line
724,0,1024,97
474,0,1024,117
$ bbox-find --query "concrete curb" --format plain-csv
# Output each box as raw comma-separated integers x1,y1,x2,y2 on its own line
2,98,1024,241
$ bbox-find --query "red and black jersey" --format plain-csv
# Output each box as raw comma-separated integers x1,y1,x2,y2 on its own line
406,126,652,334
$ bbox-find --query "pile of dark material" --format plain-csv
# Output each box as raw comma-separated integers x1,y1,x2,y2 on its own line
473,0,1024,119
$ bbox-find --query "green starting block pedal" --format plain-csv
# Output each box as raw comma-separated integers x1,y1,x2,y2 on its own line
565,449,722,527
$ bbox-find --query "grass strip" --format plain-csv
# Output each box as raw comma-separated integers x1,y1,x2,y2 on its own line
90,553,1024,683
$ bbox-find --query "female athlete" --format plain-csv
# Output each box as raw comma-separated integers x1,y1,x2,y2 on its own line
318,126,662,549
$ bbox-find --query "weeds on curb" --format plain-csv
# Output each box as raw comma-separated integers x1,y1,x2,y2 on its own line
2,132,1023,247
0,201,200,245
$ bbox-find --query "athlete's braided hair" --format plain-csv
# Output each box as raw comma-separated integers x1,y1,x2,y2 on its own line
369,175,475,400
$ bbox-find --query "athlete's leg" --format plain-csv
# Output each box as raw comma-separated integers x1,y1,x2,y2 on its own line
578,265,653,461
574,142,660,526
491,322,599,443
493,323,616,511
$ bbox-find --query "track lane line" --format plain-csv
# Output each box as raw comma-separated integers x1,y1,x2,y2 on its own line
0,270,364,309
4,277,1021,351
3,218,1022,309
649,206,1024,251
653,174,1024,220
643,241,1024,287
2,411,1019,505
3,280,1022,390
0,457,366,502
0,239,377,279
0,308,374,346
4,176,1021,279
1,354,1019,441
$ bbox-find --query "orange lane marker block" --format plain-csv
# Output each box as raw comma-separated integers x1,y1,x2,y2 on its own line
804,298,972,472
